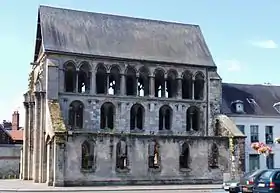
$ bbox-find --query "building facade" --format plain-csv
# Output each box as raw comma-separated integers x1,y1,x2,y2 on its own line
222,83,280,172
22,6,245,186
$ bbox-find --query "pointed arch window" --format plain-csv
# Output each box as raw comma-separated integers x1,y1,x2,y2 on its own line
179,142,190,169
130,104,145,130
148,141,160,169
209,143,219,168
100,102,115,129
68,100,84,129
116,140,129,170
81,141,94,170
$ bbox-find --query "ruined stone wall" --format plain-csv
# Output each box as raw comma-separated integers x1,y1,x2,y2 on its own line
64,134,229,186
0,144,21,178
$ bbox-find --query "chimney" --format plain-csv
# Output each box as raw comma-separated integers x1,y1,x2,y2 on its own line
12,111,19,130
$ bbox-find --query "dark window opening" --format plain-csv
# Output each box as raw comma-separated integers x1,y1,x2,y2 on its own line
64,63,76,92
186,106,200,131
209,143,219,168
179,142,190,169
125,67,136,96
108,66,120,95
214,119,220,136
194,72,204,100
159,105,172,130
96,64,107,94
130,104,144,130
138,67,149,96
148,141,160,169
166,70,177,98
78,63,91,93
182,71,192,99
154,69,165,97
81,141,94,170
116,140,128,170
68,100,84,129
100,102,115,129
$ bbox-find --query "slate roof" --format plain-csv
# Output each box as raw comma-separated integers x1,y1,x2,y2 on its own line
222,83,280,116
35,5,215,66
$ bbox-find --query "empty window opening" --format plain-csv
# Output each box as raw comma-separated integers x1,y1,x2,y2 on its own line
100,102,115,129
96,64,107,94
78,62,91,93
68,100,84,129
209,143,219,168
154,69,165,97
194,72,204,100
64,62,77,92
186,106,200,131
166,70,178,98
130,104,145,130
182,71,192,99
179,142,190,169
138,67,149,97
81,141,94,170
126,67,137,96
108,66,120,95
214,119,220,136
116,140,128,170
159,105,172,130
148,141,160,169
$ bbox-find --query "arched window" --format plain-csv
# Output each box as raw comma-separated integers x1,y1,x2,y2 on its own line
166,70,178,98
159,105,173,130
125,66,137,96
179,142,190,169
116,140,128,170
194,72,204,100
81,141,94,170
108,65,120,95
68,100,84,128
209,143,219,168
100,102,115,129
96,64,107,94
130,104,145,130
154,69,165,97
186,106,200,131
64,62,76,92
148,141,160,169
182,71,192,99
138,67,149,96
78,62,91,93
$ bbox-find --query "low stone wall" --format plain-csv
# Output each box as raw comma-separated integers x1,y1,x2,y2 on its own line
0,144,21,178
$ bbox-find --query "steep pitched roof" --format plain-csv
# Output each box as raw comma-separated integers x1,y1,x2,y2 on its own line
222,83,280,116
34,5,216,66
7,129,23,141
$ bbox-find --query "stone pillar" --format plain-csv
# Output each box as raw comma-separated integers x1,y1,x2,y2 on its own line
75,71,79,93
192,78,195,100
22,102,29,180
120,74,126,96
149,76,155,97
28,101,35,180
39,92,46,183
91,71,96,95
33,92,41,183
46,141,54,186
53,135,66,187
177,78,182,99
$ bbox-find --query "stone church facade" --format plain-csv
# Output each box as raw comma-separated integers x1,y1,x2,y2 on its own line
21,6,245,186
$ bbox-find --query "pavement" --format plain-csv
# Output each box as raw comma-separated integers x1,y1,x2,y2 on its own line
0,180,225,192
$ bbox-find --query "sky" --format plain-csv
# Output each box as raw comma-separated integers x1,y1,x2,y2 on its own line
0,0,279,126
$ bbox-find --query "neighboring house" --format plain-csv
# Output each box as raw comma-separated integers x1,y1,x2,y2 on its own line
1,111,23,144
222,83,280,172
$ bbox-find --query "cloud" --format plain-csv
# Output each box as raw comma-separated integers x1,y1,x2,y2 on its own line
217,59,243,72
250,40,278,49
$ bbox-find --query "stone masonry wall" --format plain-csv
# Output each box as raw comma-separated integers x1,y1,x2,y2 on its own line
0,144,21,178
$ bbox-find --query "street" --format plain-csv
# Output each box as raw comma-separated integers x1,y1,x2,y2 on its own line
0,190,226,193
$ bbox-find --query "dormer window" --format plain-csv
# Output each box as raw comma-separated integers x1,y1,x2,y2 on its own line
231,100,244,113
273,102,280,114
247,98,256,104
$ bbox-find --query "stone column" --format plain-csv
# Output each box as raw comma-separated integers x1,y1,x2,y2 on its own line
39,92,46,183
75,71,79,93
192,78,195,100
176,78,182,99
53,135,66,187
28,101,35,180
46,141,54,186
91,71,96,95
106,73,110,94
135,77,139,96
22,102,29,180
149,76,155,97
120,74,126,95
33,92,41,183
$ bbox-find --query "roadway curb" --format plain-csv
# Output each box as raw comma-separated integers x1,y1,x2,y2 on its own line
0,187,222,192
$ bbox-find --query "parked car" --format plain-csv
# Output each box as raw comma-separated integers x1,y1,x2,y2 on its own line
223,179,240,193
239,169,268,193
253,169,280,193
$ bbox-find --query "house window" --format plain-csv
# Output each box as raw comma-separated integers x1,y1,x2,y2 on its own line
265,126,273,144
266,154,274,169
237,125,245,134
250,125,259,143
249,154,260,172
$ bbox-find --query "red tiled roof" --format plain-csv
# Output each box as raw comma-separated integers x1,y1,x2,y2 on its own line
7,129,23,141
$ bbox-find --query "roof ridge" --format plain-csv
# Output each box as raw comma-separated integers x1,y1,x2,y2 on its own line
39,5,200,28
